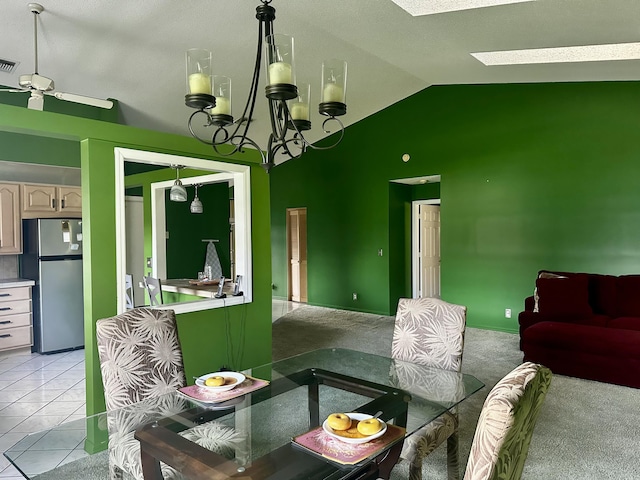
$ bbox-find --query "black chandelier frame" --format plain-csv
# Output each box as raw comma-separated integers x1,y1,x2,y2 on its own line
184,0,346,173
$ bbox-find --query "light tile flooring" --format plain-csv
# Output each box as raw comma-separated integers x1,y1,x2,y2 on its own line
0,300,304,479
0,348,86,479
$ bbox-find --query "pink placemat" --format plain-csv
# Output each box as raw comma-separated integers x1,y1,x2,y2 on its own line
292,423,406,465
178,376,269,404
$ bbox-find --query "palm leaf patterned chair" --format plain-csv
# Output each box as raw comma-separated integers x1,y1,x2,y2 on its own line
463,362,552,480
96,307,240,480
391,297,467,480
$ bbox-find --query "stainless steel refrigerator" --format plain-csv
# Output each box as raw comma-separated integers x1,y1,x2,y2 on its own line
21,219,84,354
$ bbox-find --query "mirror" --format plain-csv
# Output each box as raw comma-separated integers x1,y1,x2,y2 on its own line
115,148,252,314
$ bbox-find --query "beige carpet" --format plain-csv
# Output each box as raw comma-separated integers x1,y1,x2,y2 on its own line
272,303,640,480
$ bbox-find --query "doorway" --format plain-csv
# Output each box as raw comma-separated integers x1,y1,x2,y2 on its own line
412,200,441,298
124,196,145,306
287,207,307,303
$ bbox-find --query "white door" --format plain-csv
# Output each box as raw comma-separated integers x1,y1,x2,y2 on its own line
413,202,441,298
125,196,145,307
287,208,307,303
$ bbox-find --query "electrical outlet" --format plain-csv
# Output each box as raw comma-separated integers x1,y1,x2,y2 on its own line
505,308,512,319
378,249,383,256
353,293,358,300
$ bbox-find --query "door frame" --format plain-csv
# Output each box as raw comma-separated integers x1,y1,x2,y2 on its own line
412,199,441,298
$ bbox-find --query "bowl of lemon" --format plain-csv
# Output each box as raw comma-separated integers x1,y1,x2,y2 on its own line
196,371,246,392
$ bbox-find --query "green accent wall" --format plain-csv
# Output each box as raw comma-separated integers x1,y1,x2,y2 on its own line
271,81,640,332
165,183,232,279
0,102,271,418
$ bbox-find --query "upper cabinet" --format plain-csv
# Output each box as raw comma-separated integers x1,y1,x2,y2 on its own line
21,184,82,219
0,183,21,254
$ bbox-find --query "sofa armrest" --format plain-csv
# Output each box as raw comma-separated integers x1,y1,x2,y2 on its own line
524,295,535,312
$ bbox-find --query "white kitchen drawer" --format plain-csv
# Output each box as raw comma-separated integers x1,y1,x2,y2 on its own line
0,287,31,302
0,313,31,330
0,300,31,317
0,326,32,351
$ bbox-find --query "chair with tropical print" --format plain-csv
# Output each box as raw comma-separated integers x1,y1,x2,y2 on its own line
96,307,240,480
463,362,552,480
391,297,467,480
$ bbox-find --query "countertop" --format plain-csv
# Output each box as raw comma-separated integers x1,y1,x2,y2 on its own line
0,278,35,288
161,278,234,298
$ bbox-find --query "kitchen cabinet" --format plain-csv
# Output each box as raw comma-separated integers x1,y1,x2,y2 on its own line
0,183,21,254
0,285,33,353
21,183,82,218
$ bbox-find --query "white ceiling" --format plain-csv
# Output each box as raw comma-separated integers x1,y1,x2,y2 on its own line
2,0,640,152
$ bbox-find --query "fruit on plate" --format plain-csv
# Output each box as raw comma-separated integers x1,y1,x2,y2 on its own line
327,413,352,431
357,417,382,436
205,376,225,387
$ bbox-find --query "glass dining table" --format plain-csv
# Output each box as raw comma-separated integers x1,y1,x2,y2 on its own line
4,348,484,480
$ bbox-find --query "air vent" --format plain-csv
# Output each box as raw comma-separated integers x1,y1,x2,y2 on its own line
0,59,18,74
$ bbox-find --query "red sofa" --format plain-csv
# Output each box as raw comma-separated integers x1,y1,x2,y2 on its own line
519,270,640,388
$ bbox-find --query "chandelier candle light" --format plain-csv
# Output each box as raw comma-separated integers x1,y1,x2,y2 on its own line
184,0,348,172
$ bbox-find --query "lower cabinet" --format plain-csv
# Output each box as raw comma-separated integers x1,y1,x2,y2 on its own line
0,286,33,353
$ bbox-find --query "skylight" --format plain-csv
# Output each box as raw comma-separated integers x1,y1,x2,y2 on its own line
471,43,640,65
390,0,535,16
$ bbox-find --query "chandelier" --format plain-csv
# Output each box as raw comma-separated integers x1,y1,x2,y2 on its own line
184,0,348,173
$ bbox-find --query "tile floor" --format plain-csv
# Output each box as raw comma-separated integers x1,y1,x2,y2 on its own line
0,349,86,479
0,300,304,478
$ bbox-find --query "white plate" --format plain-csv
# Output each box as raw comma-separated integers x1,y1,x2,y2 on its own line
195,371,246,392
322,413,387,444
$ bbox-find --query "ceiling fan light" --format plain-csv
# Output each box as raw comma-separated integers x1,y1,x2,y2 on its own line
170,180,187,202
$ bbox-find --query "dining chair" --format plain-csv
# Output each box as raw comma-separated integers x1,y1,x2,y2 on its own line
463,362,552,480
143,275,163,306
391,297,467,480
96,307,240,480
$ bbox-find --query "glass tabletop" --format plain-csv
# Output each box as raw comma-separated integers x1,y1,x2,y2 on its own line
4,348,484,480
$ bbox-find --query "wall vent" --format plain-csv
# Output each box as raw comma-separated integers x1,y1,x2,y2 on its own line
0,59,18,74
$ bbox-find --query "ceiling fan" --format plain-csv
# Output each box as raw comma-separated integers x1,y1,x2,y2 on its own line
0,3,113,111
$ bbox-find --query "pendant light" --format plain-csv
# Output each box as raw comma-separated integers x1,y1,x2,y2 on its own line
170,165,187,202
190,184,203,214
184,1,348,173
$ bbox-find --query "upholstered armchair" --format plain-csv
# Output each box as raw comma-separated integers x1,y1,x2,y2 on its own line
96,308,241,480
463,362,552,480
391,297,467,480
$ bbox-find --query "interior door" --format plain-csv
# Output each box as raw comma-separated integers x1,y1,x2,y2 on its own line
287,208,307,303
418,204,441,298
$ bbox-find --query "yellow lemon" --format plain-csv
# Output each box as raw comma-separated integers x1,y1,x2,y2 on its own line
205,376,225,387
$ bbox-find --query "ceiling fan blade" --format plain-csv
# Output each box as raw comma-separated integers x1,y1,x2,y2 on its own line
52,92,113,109
0,88,27,93
28,91,44,111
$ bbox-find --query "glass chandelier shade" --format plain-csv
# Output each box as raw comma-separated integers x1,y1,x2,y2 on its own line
169,165,188,202
184,1,348,172
190,184,203,214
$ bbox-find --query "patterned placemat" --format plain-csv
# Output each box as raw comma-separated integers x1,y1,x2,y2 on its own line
178,376,269,404
292,423,406,465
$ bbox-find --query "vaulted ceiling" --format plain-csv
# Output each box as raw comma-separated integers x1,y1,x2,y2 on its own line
2,0,640,151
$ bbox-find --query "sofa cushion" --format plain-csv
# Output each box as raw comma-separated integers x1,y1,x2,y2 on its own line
588,274,618,316
523,321,640,360
533,271,568,312
607,317,640,332
536,274,592,315
616,275,640,317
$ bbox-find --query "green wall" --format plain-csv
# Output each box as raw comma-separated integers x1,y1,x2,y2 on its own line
270,81,640,332
165,183,232,279
0,102,271,416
